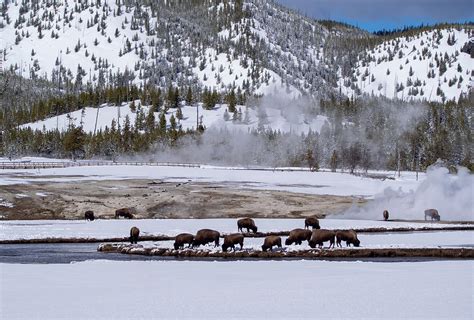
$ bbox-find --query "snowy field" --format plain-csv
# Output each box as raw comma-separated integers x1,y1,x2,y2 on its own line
0,162,423,198
0,218,470,242
1,259,472,319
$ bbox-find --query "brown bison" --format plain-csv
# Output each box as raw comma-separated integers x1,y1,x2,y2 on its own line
304,216,321,229
308,229,336,249
115,208,135,219
261,236,282,252
193,229,220,247
383,210,389,221
237,218,258,233
130,226,140,244
173,233,194,250
285,228,312,246
424,209,440,221
84,210,95,221
222,234,245,252
336,230,360,247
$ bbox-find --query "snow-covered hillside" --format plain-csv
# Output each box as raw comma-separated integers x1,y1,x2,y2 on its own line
20,100,329,134
344,28,473,102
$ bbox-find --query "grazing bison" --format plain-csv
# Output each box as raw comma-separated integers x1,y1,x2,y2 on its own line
285,228,312,246
193,229,220,247
261,236,282,252
115,208,135,219
237,218,258,233
304,216,321,229
383,210,389,221
174,233,194,250
424,209,440,221
84,210,95,221
308,229,336,249
336,230,360,247
222,234,245,252
130,226,140,244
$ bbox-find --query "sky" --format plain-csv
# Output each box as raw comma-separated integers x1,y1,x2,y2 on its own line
276,0,473,32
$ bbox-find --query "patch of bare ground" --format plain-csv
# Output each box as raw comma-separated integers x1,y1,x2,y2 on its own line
0,179,365,220
98,244,474,259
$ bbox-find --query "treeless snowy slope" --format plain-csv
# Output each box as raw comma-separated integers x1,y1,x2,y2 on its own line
1,260,472,319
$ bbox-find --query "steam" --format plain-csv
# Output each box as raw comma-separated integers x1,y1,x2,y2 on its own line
339,166,474,221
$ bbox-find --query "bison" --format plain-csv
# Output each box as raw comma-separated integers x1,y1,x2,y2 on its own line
285,228,312,246
173,233,194,250
336,230,360,247
237,218,258,233
424,209,440,221
222,234,245,252
193,229,220,248
304,216,321,229
84,210,95,221
308,229,336,249
130,226,140,244
115,208,135,219
261,236,282,252
383,210,389,221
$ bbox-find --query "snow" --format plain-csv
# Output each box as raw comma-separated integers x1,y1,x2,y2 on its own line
345,28,473,102
1,259,472,319
19,99,328,135
0,164,424,197
1,218,471,244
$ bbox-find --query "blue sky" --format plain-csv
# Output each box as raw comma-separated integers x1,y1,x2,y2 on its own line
276,0,473,32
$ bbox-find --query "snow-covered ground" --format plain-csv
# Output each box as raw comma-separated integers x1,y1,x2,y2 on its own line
0,163,423,197
1,219,472,248
1,259,472,319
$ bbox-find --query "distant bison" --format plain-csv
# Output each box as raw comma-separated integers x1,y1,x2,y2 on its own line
261,236,282,252
130,226,140,244
115,208,135,219
424,209,440,221
336,230,360,247
237,218,258,233
285,228,312,246
222,234,244,252
383,210,389,221
304,216,321,229
193,229,220,247
84,210,95,221
308,229,336,249
174,233,194,250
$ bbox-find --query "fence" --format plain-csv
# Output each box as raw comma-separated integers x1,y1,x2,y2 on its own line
0,161,201,170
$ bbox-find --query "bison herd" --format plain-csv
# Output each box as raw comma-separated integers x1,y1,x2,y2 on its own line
127,217,362,252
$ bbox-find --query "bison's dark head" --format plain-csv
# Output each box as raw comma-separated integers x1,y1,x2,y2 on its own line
308,240,316,248
222,244,228,252
173,243,179,250
353,239,361,247
284,238,291,246
252,226,258,233
261,245,267,252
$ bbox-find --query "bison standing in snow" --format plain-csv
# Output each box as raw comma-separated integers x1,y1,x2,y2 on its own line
173,233,194,250
84,210,95,221
130,226,140,244
237,218,258,233
261,236,282,252
222,234,245,252
115,208,135,219
383,210,389,221
308,229,336,249
193,229,220,248
335,230,360,247
304,216,321,229
424,209,440,221
285,228,312,246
